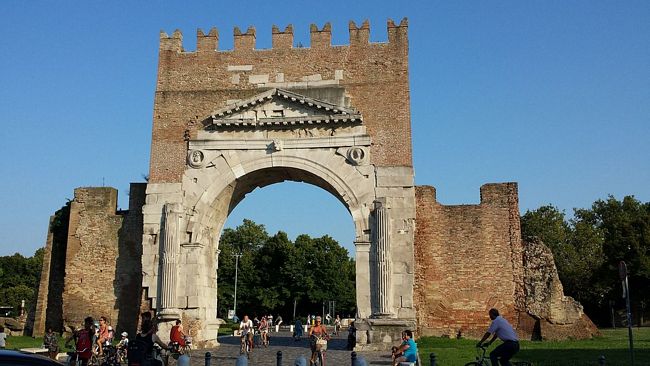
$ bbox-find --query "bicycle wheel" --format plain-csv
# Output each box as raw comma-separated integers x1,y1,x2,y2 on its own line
317,350,325,366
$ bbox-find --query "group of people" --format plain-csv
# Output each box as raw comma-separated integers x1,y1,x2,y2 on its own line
61,316,129,365
58,312,191,366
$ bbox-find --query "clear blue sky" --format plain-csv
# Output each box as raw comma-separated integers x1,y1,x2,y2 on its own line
1,1,648,257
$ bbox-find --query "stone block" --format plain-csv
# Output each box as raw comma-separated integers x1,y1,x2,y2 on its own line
227,65,253,71
146,183,182,194
248,74,269,84
301,73,322,81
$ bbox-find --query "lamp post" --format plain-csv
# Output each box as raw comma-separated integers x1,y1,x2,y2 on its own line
233,253,242,320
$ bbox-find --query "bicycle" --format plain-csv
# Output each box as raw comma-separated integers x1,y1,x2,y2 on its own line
240,332,253,359
169,337,192,360
66,347,94,366
311,335,328,366
464,345,532,366
464,345,489,366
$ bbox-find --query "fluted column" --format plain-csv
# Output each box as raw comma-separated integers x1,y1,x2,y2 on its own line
160,203,183,311
374,201,392,316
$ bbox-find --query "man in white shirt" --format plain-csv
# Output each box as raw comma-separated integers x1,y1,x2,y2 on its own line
477,308,520,366
239,315,254,352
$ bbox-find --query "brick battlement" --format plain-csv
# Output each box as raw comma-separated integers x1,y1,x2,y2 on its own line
159,18,408,53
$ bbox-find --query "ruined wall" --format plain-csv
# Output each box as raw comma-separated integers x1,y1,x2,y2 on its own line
520,238,599,340
32,216,54,336
55,185,145,334
414,184,524,338
149,19,411,183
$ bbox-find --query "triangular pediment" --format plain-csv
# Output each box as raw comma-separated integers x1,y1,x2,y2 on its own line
207,88,362,129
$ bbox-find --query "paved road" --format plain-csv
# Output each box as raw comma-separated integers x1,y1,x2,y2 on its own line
178,331,393,366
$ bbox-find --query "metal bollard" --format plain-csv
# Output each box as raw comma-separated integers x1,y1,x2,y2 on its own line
294,355,307,366
599,355,606,365
177,354,191,366
430,353,437,366
205,352,211,366
235,354,249,366
277,350,283,366
353,355,368,366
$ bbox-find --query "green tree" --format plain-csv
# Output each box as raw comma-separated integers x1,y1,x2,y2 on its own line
522,196,650,325
0,249,44,315
216,219,356,320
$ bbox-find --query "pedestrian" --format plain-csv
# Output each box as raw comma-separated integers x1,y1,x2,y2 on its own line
0,326,7,349
44,327,59,360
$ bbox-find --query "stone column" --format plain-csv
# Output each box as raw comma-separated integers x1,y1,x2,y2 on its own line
159,203,183,316
373,201,392,316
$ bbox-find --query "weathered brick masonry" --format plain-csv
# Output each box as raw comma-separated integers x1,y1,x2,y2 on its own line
149,19,412,183
414,184,524,338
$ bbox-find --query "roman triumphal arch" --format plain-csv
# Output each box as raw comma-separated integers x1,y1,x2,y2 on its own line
142,86,417,347
137,20,417,348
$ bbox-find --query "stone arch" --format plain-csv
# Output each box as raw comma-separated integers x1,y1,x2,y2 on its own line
185,151,373,247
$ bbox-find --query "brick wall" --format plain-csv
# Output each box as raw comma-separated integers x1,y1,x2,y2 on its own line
414,184,524,338
149,19,412,182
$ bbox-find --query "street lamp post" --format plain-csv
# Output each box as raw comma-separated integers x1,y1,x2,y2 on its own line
233,253,242,320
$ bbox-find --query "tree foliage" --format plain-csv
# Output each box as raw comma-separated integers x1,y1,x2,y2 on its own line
217,219,356,320
0,249,44,316
521,196,650,325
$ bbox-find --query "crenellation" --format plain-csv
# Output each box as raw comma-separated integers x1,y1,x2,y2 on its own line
197,27,218,52
159,20,410,55
160,29,183,52
233,26,256,51
310,22,332,49
387,17,408,46
349,20,370,46
271,24,293,49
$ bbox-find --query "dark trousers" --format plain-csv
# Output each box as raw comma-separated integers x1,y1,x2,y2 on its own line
490,340,519,366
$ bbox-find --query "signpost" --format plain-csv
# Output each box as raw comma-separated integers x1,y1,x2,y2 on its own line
618,261,635,366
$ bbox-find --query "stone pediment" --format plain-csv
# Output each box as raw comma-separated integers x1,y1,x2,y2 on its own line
208,88,362,129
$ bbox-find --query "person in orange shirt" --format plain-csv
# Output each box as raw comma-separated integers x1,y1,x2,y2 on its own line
170,319,186,347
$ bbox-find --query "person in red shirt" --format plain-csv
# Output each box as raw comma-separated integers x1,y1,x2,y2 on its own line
170,320,186,347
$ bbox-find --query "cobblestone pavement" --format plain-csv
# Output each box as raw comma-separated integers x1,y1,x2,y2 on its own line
178,331,394,366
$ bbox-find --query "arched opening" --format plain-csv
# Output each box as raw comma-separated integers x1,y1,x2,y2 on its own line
210,168,358,321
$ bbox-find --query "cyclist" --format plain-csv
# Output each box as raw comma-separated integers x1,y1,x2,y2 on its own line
66,317,94,366
477,308,520,366
259,316,269,347
391,330,417,366
308,316,329,365
239,315,254,354
170,320,187,348
333,315,341,336
96,316,110,356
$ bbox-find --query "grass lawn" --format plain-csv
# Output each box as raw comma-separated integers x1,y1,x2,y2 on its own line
418,328,650,366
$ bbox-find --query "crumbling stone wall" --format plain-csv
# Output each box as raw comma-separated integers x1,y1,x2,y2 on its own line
33,184,146,336
520,238,599,340
414,184,524,338
149,19,411,183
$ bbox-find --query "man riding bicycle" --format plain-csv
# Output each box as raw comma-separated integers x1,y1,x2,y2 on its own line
239,315,254,355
